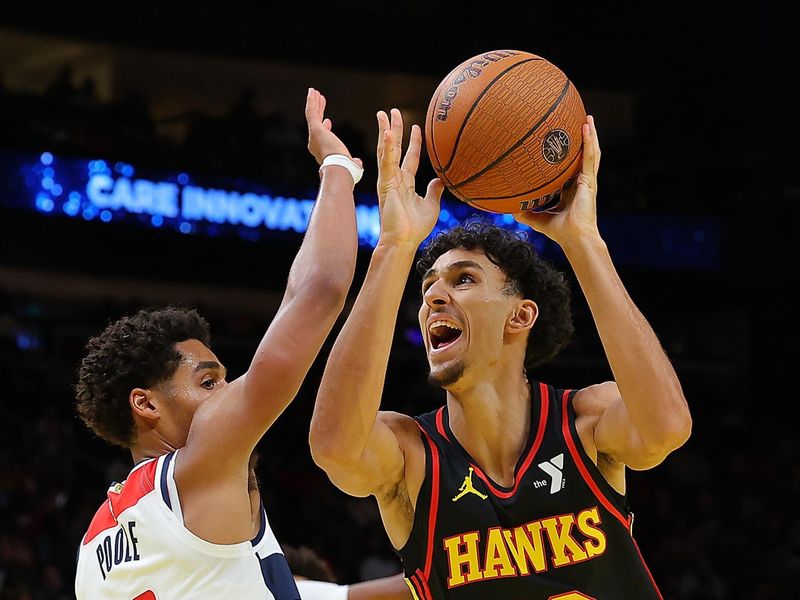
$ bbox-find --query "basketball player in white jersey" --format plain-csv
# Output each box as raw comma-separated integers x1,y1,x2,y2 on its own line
73,88,363,600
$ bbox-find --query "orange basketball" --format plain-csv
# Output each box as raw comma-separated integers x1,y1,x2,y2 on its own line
424,49,586,214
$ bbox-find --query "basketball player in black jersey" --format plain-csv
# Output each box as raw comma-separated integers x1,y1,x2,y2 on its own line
309,108,692,599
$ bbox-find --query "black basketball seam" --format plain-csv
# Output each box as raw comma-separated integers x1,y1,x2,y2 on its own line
450,79,572,190
440,57,541,174
463,147,582,201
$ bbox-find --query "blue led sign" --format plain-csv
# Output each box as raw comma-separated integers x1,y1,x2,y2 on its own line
3,150,532,249
0,149,720,269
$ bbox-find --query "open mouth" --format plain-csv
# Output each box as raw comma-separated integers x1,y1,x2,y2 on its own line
428,320,463,351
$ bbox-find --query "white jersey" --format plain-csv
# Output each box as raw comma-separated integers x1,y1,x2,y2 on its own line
75,451,300,600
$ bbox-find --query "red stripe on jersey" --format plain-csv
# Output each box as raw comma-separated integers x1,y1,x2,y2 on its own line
417,571,434,600
417,425,441,581
632,536,665,599
411,571,431,600
83,459,158,544
82,500,116,545
435,407,450,442
470,382,550,499
560,390,631,527
409,575,423,600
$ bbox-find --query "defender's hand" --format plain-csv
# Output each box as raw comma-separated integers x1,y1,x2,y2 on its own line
305,88,363,168
376,108,444,247
514,115,601,245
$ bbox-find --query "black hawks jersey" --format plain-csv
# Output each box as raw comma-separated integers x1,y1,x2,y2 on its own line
398,382,662,600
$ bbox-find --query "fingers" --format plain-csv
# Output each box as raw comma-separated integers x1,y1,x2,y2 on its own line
304,87,318,123
580,120,593,178
376,110,390,132
512,211,550,230
376,111,395,176
424,178,445,204
322,118,332,131
305,88,330,125
376,110,391,159
589,115,600,175
378,109,424,180
306,88,317,123
582,115,601,178
401,124,422,175
380,130,395,175
390,108,403,167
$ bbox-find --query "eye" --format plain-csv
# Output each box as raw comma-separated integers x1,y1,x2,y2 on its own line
457,273,475,285
201,378,217,390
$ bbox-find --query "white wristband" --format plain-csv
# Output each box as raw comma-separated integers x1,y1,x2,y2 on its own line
320,154,363,185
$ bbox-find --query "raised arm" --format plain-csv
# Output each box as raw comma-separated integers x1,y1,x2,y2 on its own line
309,109,443,546
515,116,691,470
182,88,360,469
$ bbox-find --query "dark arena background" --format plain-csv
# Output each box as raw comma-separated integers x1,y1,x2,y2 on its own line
0,2,795,599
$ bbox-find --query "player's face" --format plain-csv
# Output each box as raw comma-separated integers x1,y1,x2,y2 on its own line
418,248,520,389
158,339,228,445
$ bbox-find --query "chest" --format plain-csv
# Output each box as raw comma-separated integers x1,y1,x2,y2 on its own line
435,428,596,531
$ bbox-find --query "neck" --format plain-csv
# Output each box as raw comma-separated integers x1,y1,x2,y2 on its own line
445,361,531,487
130,433,178,465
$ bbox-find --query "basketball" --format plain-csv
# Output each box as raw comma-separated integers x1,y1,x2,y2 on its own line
424,49,586,214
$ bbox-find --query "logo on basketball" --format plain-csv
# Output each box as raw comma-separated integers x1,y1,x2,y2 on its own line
542,130,570,164
436,50,520,122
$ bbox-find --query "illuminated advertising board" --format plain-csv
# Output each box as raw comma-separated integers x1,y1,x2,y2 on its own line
0,149,719,269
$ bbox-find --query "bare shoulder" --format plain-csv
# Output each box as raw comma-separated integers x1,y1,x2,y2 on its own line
378,410,421,435
377,411,425,461
572,381,621,421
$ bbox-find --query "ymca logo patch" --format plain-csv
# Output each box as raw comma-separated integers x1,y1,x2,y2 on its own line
537,453,565,494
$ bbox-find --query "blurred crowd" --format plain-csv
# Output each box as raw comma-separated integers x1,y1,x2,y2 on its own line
0,66,796,600
0,66,372,194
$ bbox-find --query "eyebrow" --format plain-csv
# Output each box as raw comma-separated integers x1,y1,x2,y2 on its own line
422,260,486,283
193,361,227,377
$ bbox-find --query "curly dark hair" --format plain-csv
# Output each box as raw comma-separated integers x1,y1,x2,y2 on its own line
282,545,338,582
75,307,211,448
416,218,574,369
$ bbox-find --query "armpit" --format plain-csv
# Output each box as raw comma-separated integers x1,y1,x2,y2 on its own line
376,477,414,521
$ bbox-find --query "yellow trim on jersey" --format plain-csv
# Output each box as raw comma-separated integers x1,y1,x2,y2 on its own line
404,577,421,600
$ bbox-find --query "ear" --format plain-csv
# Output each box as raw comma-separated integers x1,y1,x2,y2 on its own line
129,387,159,425
506,299,538,335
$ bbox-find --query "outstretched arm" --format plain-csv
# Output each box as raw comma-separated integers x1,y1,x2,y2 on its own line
294,573,411,600
348,573,412,600
309,110,443,545
515,116,691,469
183,89,360,470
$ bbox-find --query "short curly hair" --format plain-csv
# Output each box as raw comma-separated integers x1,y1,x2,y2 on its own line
75,307,211,448
282,545,338,582
416,218,574,369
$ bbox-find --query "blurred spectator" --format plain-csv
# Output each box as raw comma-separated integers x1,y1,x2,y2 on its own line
45,65,77,102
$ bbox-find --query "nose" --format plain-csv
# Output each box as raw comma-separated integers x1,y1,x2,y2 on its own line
423,279,450,308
